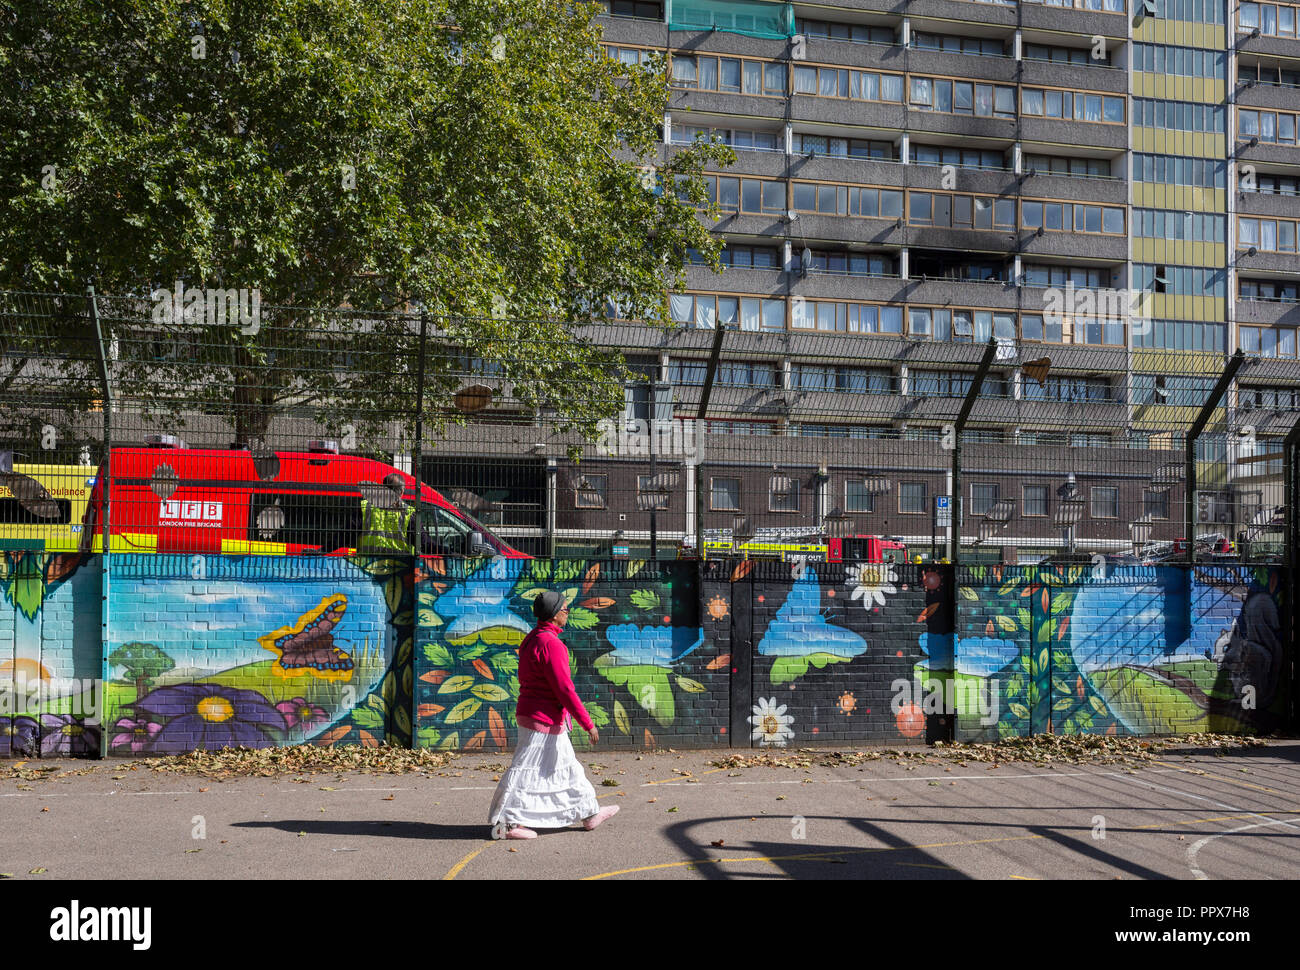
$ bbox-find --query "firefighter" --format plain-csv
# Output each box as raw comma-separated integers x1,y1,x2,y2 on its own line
358,474,416,555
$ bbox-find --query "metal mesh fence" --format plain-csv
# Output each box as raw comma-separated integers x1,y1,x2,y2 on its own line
2,289,1299,566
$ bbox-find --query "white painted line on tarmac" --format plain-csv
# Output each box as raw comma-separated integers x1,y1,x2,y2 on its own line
1187,817,1297,880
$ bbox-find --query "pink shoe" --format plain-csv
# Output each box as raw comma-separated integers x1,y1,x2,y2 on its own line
583,805,620,831
506,826,537,840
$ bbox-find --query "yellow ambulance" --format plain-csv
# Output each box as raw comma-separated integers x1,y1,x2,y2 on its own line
0,464,97,553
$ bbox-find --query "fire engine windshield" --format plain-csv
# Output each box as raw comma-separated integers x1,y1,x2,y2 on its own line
418,502,509,556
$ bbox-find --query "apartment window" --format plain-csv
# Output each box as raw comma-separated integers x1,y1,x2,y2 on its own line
573,475,608,509
1133,155,1227,190
1134,209,1226,243
638,475,671,510
1023,485,1049,517
674,126,782,153
791,300,905,336
1239,217,1300,253
769,476,799,512
803,249,896,277
1133,44,1226,80
911,144,1005,170
1243,173,1300,196
795,18,896,44
913,32,1005,56
1023,376,1113,402
603,44,659,67
1239,62,1300,87
910,76,1015,118
845,481,876,513
1143,490,1169,520
1019,314,1064,344
670,294,787,331
1240,327,1300,358
1091,486,1119,519
970,484,999,515
1240,1,1300,35
1021,88,1125,123
711,477,740,511
1023,43,1111,66
1023,154,1113,178
697,175,785,214
604,0,664,18
910,370,1008,397
791,364,893,393
1240,279,1300,302
795,133,897,159
1132,99,1226,134
900,482,928,514
672,55,787,96
793,65,904,102
1239,109,1300,145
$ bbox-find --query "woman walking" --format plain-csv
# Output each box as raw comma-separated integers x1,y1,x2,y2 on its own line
488,589,620,839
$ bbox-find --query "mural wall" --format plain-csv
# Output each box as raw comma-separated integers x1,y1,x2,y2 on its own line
0,551,1290,757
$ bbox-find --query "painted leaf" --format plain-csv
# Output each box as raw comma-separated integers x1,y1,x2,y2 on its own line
1038,647,1050,673
392,610,413,627
518,588,548,601
595,662,675,726
419,669,449,685
1007,703,1030,719
359,730,380,748
985,620,995,636
629,589,661,611
471,683,510,702
1052,698,1074,712
582,563,601,595
438,732,460,750
808,653,851,671
994,614,1017,634
1019,654,1031,673
1076,676,1086,699
488,651,518,674
1050,595,1071,615
1017,608,1033,631
614,700,631,735
1051,678,1072,697
437,676,476,695
643,728,656,748
384,576,405,614
315,726,351,747
417,703,445,718
352,705,384,729
770,656,810,684
394,706,411,738
423,644,453,667
460,644,488,662
472,659,494,681
675,676,706,693
554,560,583,582
359,558,406,577
1067,566,1083,583
731,560,753,582
1052,650,1070,668
1004,674,1025,696
463,731,486,751
706,654,731,671
1089,695,1110,716
488,707,508,749
396,637,413,665
1035,621,1053,643
1057,616,1070,641
446,698,483,724
959,586,978,601
917,602,940,623
587,703,610,728
9,557,44,620
582,597,615,610
566,607,599,630
626,560,646,579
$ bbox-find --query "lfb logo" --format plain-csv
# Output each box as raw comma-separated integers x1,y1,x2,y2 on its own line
160,500,222,522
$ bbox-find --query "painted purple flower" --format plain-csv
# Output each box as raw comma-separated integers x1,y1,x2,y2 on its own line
133,684,287,753
275,697,329,730
38,714,101,757
109,716,163,754
1,716,40,757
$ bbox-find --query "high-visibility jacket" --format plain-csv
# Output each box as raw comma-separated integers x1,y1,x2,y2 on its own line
358,499,414,554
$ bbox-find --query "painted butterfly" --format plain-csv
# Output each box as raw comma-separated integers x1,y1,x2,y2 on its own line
269,595,354,675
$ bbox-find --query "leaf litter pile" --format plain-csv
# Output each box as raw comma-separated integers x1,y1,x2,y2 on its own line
3,745,470,782
710,734,1270,771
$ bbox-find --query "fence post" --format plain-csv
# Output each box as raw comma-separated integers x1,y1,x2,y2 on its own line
88,287,112,760
1184,349,1245,564
411,312,427,749
1284,415,1300,732
950,338,999,570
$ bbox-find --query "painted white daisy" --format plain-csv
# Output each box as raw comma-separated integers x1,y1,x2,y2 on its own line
748,697,795,747
846,563,898,608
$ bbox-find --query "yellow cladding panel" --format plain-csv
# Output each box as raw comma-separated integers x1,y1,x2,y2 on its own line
1135,72,1156,99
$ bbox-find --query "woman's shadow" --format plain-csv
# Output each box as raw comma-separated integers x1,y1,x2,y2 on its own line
233,819,489,840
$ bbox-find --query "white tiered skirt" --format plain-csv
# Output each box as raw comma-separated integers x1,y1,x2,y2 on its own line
488,726,601,829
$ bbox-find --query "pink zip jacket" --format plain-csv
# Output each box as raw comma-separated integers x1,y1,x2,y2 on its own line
515,621,595,735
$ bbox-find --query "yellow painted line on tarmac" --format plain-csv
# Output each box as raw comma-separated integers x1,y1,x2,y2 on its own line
1008,875,1039,880
1152,760,1277,794
444,842,493,880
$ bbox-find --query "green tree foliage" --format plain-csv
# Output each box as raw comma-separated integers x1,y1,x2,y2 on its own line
108,642,176,697
0,0,733,442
